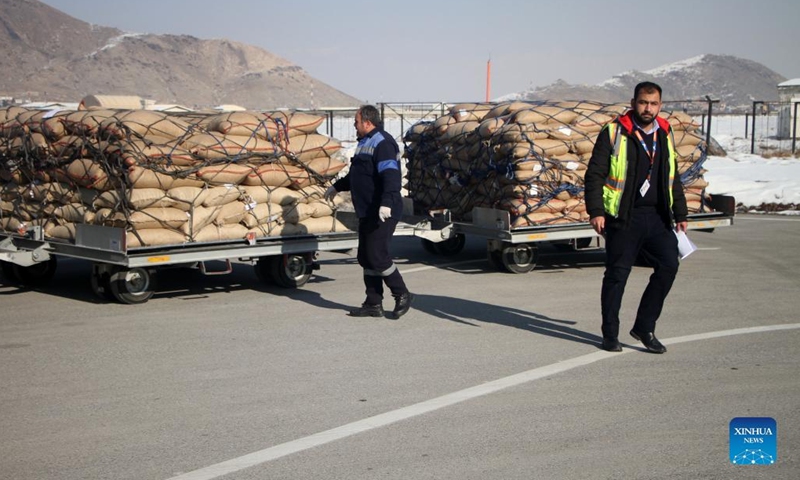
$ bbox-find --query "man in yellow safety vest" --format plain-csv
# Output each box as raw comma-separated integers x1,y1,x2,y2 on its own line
585,81,688,354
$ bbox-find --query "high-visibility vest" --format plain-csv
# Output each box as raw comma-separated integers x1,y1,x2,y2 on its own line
602,121,677,217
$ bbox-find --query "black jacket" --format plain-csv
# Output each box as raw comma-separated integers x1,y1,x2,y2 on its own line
585,112,688,228
333,128,403,220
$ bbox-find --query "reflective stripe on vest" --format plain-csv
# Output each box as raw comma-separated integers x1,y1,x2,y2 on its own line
602,121,677,218
602,122,626,217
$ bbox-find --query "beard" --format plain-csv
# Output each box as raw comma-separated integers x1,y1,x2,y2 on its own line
633,110,654,126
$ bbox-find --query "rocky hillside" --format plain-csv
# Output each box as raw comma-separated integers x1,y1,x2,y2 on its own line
0,0,362,109
500,54,787,112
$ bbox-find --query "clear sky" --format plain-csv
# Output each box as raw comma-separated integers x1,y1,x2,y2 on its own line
39,0,800,104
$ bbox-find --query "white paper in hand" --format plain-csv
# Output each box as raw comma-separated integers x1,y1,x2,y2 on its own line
675,230,697,259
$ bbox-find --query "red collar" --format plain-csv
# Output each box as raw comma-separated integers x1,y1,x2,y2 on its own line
617,111,670,134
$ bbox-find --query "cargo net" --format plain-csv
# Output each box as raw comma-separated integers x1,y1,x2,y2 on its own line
0,107,351,247
404,101,712,228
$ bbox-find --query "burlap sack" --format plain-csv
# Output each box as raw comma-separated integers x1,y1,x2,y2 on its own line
243,163,305,188
61,109,116,135
193,223,249,242
484,102,531,119
167,186,211,210
201,185,242,207
501,198,566,215
46,223,77,241
182,205,220,235
297,216,350,234
239,185,303,205
127,165,204,189
215,200,251,225
439,121,480,143
49,135,86,158
99,110,192,140
180,132,278,160
512,106,579,125
127,228,187,248
53,204,87,223
127,207,189,230
66,158,110,189
286,134,342,162
94,188,172,210
196,163,253,185
241,203,287,228
449,103,493,122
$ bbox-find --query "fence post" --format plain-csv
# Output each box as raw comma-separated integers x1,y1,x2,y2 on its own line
745,113,749,139
751,101,763,154
704,96,716,148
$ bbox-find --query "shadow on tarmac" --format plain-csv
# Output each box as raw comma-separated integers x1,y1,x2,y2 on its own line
408,293,603,347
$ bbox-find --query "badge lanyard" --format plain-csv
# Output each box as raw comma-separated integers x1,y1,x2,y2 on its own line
634,129,657,197
634,130,657,181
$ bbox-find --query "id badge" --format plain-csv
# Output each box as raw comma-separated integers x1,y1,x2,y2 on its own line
639,179,651,197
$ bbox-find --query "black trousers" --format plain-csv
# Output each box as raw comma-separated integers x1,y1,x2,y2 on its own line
357,217,408,305
601,209,679,340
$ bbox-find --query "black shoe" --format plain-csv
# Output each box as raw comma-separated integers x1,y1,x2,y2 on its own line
389,292,414,319
601,338,622,352
348,303,384,317
630,329,667,354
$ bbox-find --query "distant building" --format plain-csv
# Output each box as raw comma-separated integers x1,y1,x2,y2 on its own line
20,101,79,111
213,104,247,112
777,79,800,139
78,95,155,110
149,104,194,113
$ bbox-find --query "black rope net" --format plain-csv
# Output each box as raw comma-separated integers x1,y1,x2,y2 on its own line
404,100,713,227
0,107,350,247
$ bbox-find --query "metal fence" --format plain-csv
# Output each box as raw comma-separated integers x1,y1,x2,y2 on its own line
308,103,448,148
699,101,799,156
310,99,799,157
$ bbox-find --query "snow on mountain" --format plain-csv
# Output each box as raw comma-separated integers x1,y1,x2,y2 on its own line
504,54,786,111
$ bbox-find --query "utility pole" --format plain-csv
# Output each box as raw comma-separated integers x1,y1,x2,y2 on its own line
485,58,491,103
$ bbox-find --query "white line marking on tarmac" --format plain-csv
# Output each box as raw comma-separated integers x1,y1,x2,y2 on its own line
165,323,800,480
401,258,486,274
735,216,800,222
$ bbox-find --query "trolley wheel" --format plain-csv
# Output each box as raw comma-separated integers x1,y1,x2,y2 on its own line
501,243,537,274
12,257,58,286
270,254,312,288
420,238,440,255
1,260,21,284
108,266,156,304
434,234,466,256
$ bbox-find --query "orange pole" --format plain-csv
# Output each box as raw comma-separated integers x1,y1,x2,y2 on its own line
485,59,492,102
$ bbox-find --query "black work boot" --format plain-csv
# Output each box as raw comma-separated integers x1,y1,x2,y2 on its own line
348,303,384,317
389,293,414,319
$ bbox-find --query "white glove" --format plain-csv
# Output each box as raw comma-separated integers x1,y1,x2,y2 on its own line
378,206,392,222
324,186,337,202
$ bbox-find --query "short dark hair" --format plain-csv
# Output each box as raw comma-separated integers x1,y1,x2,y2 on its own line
357,104,382,129
634,81,662,100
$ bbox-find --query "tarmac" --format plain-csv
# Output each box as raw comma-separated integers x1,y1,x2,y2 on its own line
1,213,798,480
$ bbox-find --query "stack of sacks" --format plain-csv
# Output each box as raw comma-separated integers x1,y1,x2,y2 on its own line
0,107,350,247
403,100,716,227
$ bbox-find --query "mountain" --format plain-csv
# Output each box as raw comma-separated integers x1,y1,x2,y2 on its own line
498,54,787,112
0,0,362,109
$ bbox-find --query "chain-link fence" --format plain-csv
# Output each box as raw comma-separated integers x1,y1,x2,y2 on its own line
699,101,799,156
310,99,800,158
